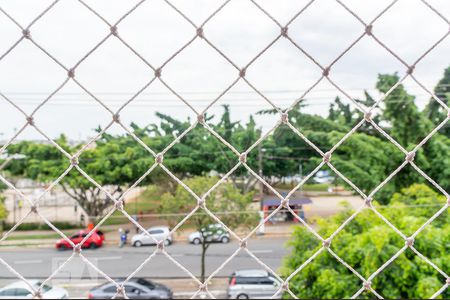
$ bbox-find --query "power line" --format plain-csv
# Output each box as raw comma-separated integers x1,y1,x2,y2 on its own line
2,83,449,96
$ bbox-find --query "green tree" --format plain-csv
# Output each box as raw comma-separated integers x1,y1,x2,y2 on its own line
282,184,449,299
5,134,155,218
158,176,257,282
376,74,432,147
425,66,450,137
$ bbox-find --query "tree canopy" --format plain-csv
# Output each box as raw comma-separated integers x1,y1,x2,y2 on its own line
2,68,449,213
281,184,449,299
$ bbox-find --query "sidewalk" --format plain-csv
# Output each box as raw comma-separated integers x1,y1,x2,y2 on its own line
0,223,295,248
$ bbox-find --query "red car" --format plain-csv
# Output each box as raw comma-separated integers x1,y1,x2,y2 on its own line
56,229,105,250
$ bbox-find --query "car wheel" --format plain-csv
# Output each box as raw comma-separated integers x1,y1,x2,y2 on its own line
90,243,98,249
221,236,230,243
134,240,143,247
58,244,67,251
237,293,249,299
164,239,171,246
192,238,201,245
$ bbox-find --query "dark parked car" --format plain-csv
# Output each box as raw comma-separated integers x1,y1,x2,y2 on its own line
88,278,172,299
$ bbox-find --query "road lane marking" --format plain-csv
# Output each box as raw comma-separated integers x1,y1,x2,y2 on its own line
95,256,122,261
170,254,184,257
251,250,273,254
14,259,43,264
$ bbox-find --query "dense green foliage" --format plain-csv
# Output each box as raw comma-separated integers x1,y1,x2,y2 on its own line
282,184,449,299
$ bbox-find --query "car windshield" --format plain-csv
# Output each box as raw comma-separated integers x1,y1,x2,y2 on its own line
137,279,154,289
35,282,52,292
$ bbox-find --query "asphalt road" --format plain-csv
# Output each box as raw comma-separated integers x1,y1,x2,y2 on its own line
0,237,289,279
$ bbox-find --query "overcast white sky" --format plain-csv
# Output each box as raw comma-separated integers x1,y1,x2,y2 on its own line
0,0,449,141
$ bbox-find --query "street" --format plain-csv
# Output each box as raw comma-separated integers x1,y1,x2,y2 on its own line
0,237,289,298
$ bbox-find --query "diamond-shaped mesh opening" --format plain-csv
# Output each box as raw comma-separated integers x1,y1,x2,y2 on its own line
373,170,447,236
371,248,449,299
282,245,362,299
30,0,108,67
373,0,449,63
0,40,66,96
287,0,364,64
204,0,279,66
117,0,194,67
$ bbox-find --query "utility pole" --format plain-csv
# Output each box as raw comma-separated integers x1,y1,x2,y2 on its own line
258,144,264,208
298,163,303,194
257,144,265,236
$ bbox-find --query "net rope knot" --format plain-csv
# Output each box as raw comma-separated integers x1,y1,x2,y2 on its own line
197,27,204,38
197,198,205,208
26,116,34,126
239,68,246,77
73,244,82,254
112,114,120,123
407,65,415,75
322,66,330,77
154,68,162,78
364,112,372,122
240,239,247,249
365,25,373,36
323,151,332,163
281,113,288,124
281,27,288,37
322,238,331,248
110,26,118,36
157,240,165,251
68,68,75,78
239,153,247,163
197,114,205,124
281,198,289,208
447,197,450,206
405,152,415,162
281,282,289,291
365,197,373,208
115,200,124,210
30,205,38,214
155,153,164,164
363,281,371,290
446,277,450,285
22,28,31,39
70,156,79,166
199,283,207,292
116,286,125,296
405,237,414,247
32,290,42,299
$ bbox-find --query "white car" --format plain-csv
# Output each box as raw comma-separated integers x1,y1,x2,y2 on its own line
0,280,68,299
132,226,173,247
227,269,282,299
188,224,230,245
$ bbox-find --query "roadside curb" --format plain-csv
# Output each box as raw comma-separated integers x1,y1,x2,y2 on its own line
0,229,293,249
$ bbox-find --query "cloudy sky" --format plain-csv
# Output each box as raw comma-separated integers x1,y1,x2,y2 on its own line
0,0,449,141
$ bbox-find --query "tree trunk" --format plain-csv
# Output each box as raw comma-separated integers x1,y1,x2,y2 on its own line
200,239,208,282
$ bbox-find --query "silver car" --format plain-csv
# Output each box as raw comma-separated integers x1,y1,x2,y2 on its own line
0,280,69,299
188,223,230,245
88,278,172,299
131,226,172,247
227,269,281,299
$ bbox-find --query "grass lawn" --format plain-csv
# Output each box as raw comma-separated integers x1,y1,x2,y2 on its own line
102,188,162,225
275,182,330,192
6,232,69,241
